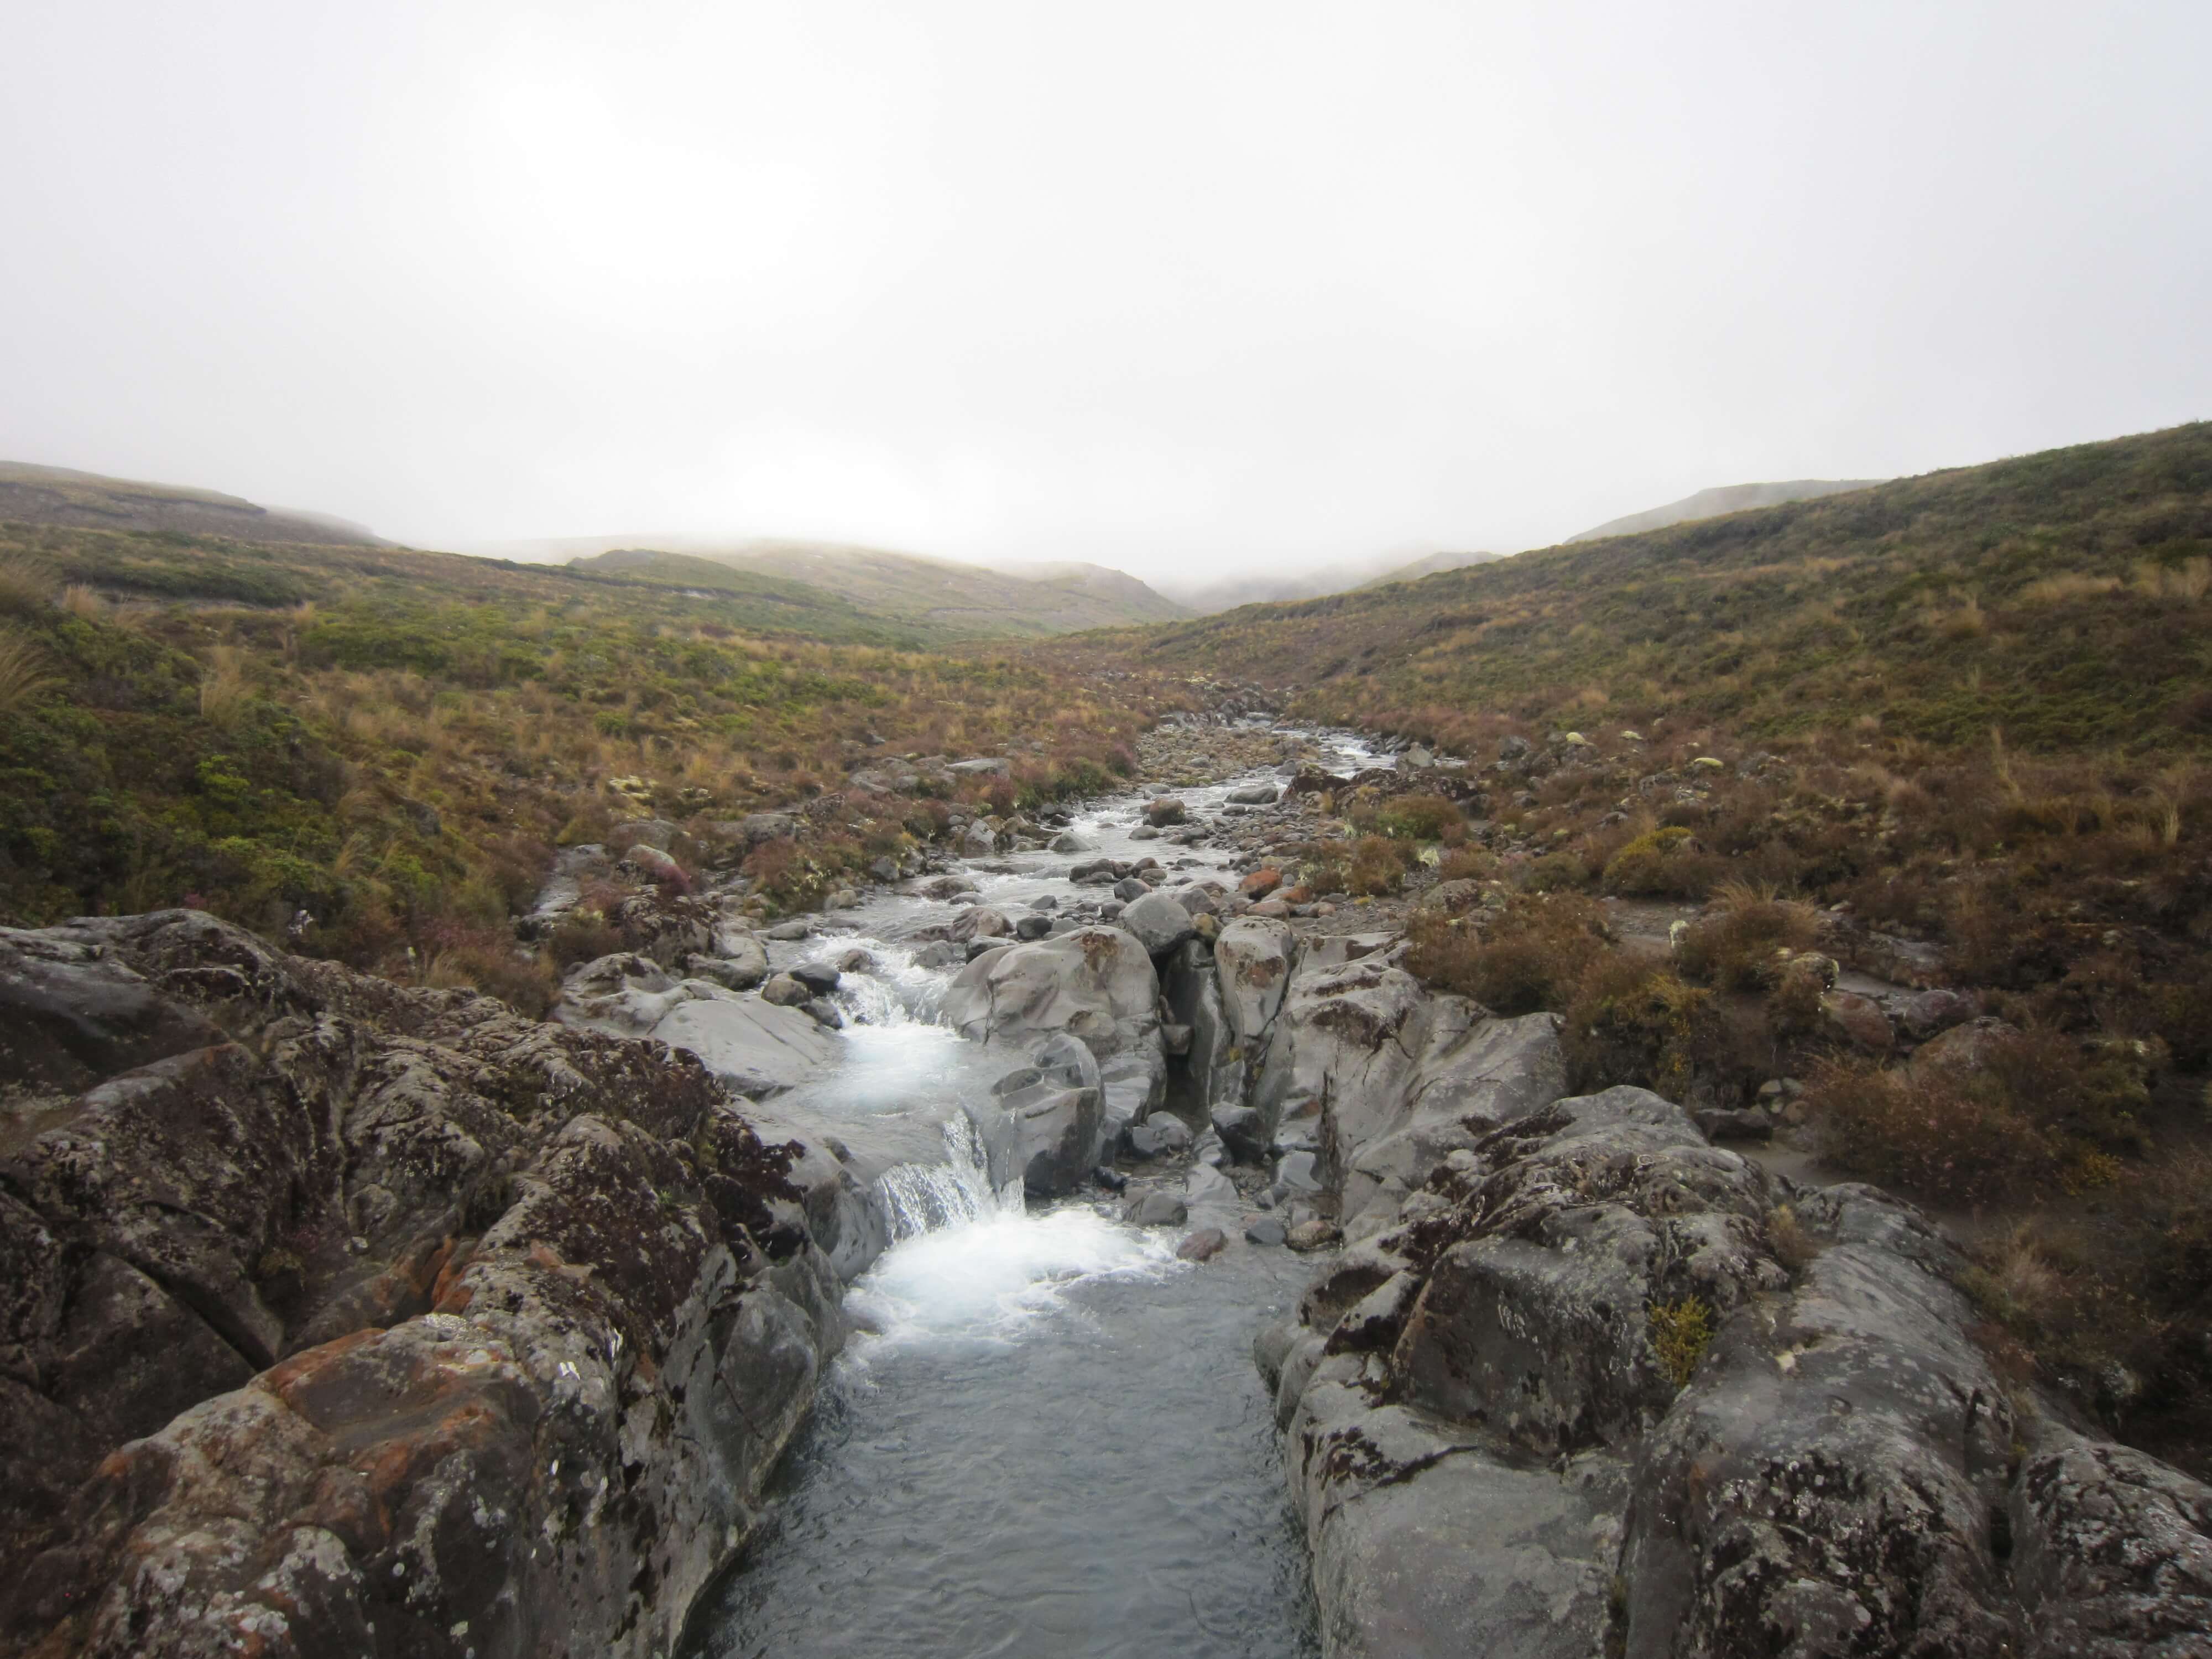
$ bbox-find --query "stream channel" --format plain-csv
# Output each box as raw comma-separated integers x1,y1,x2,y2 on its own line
679,732,1384,1658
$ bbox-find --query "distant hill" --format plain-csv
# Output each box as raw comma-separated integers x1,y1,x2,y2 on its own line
0,461,384,546
1567,479,1884,543
500,535,1187,638
1161,549,1505,613
1076,422,2212,753
1363,549,1509,586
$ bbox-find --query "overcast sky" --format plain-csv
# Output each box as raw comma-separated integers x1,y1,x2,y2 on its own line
3,1,2206,587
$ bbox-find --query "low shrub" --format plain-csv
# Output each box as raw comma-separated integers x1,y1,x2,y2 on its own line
1675,880,1820,991
1404,894,1610,1015
1370,792,1464,841
1601,826,1704,896
1346,834,1416,896
1561,956,1722,1098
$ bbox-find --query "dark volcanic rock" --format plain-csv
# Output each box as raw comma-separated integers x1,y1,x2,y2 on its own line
0,909,854,1659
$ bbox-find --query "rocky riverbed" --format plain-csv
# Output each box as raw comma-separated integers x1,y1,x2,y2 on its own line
4,713,2208,1658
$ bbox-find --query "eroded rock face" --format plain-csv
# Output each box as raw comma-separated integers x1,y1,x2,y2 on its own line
1265,1080,2212,1659
0,910,852,1659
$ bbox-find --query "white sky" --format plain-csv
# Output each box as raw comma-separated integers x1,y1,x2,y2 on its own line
2,1,2206,586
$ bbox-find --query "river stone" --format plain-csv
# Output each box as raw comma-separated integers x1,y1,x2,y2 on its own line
710,921,772,979
966,1080,1103,1198
760,971,811,1006
1176,1227,1228,1262
1124,1191,1188,1227
1245,1217,1288,1246
1130,1114,1193,1157
1118,891,1196,956
1226,783,1280,805
789,961,842,994
1210,1103,1267,1162
764,918,813,941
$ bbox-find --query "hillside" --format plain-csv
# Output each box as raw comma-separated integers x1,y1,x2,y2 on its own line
1161,547,1505,613
1362,547,1509,586
0,460,384,546
1093,422,2212,753
1566,477,1884,542
492,534,1187,637
0,517,1176,984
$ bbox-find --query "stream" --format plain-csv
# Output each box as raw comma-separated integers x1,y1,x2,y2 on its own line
678,732,1383,1658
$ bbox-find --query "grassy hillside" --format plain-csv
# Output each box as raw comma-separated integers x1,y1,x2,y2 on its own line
514,536,1189,638
1105,422,2212,754
0,520,1174,990
0,460,383,546
1566,477,1885,542
1068,421,2212,1469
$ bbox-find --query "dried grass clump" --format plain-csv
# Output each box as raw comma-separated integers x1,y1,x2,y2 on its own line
0,624,59,716
1404,893,1610,1015
1675,880,1820,992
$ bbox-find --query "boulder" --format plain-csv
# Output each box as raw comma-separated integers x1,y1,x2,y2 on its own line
1225,784,1280,805
941,927,1162,1067
1210,1103,1267,1162
554,952,726,1037
788,961,842,995
1145,797,1187,827
0,910,848,1659
1245,1217,1288,1246
1820,988,1895,1052
760,971,811,1006
1128,1114,1193,1159
1124,1191,1188,1227
1119,890,1197,957
649,996,842,1098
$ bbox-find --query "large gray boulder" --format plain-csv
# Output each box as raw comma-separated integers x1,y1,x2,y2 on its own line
1265,1071,2212,1659
962,1035,1104,1196
1161,939,1236,1110
1118,890,1196,956
941,926,1162,1065
0,910,848,1659
554,951,728,1036
1252,953,1566,1226
648,995,842,1098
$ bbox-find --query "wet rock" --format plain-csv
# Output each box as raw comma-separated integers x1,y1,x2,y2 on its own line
1245,1217,1288,1246
1112,875,1154,902
1211,1103,1267,1162
1124,1191,1188,1227
764,917,814,941
1177,1227,1228,1261
761,971,812,1006
1225,783,1281,805
941,926,1162,1071
649,997,841,1098
1145,797,1187,827
1129,1114,1193,1158
1286,1217,1341,1251
802,997,845,1030
1014,913,1053,940
1119,891,1196,956
789,961,842,995
832,947,875,974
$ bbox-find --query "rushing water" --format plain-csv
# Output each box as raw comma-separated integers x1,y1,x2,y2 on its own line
679,728,1384,1659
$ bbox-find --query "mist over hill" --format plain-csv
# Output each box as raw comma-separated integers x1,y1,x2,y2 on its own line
1567,478,1885,543
487,534,1186,637
0,461,385,547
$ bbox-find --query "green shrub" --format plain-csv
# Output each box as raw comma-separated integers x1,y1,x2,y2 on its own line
1601,826,1697,896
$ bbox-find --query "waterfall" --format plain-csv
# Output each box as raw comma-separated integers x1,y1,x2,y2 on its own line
875,1114,1025,1239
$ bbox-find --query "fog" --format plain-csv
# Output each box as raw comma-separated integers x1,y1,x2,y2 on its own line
2,1,2206,588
